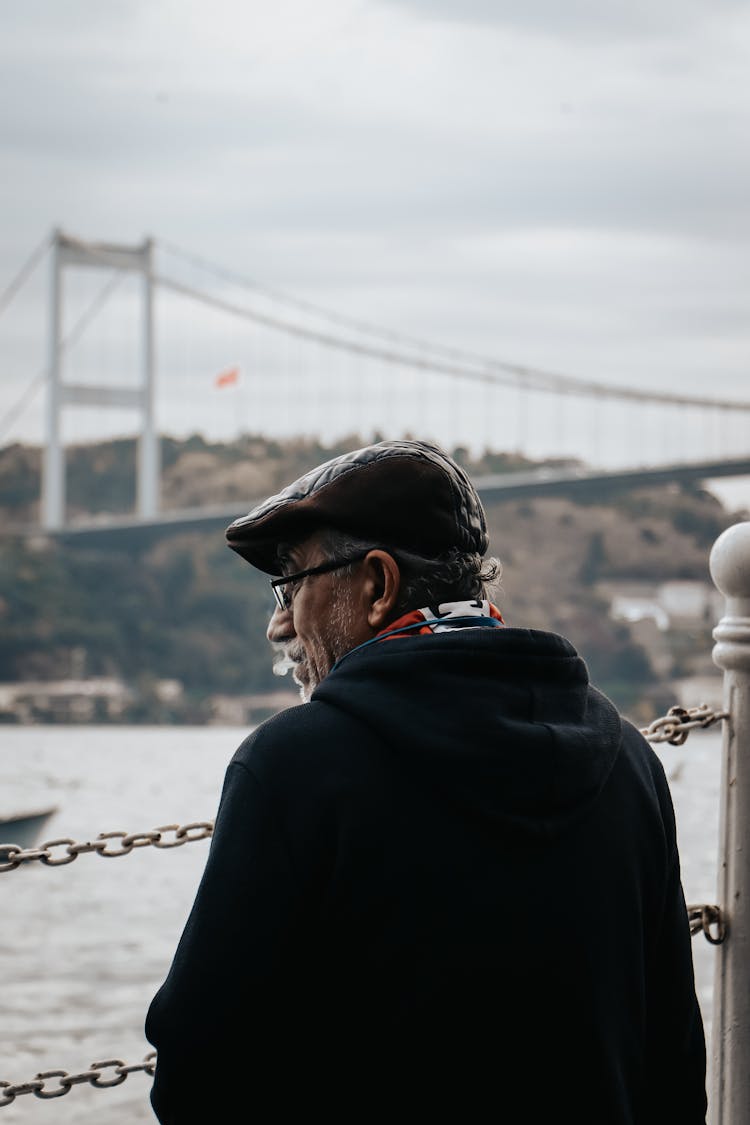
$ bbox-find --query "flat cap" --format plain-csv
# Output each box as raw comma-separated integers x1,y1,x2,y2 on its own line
226,439,489,574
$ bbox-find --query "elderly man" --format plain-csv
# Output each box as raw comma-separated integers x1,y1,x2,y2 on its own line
146,439,706,1123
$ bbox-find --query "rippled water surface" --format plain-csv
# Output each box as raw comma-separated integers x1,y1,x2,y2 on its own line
0,725,722,1122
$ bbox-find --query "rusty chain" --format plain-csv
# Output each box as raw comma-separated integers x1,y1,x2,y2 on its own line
0,703,726,874
687,903,726,945
0,821,214,873
0,1052,156,1108
0,892,725,1111
0,718,728,1111
640,703,728,746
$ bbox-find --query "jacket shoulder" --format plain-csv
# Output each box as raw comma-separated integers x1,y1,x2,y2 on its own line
231,700,370,783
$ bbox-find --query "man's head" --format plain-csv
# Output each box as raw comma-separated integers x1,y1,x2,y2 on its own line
226,439,497,700
263,531,402,699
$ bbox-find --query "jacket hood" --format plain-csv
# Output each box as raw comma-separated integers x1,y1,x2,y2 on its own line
313,626,622,840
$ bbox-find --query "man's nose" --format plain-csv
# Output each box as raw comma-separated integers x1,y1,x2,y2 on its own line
267,604,295,643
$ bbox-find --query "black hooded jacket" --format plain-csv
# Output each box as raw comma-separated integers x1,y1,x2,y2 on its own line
146,627,706,1123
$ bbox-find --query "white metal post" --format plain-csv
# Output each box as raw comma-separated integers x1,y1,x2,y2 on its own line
42,229,64,530
137,237,159,519
709,521,750,1124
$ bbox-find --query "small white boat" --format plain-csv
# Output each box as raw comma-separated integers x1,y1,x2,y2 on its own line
0,808,57,858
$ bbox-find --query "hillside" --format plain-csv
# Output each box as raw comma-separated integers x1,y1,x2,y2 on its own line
0,434,537,525
0,435,739,723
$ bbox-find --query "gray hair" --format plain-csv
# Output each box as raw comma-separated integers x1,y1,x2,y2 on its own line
313,528,501,615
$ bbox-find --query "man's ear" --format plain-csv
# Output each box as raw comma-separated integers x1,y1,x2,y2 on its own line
362,550,401,631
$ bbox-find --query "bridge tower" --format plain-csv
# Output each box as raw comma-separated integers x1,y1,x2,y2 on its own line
43,229,158,530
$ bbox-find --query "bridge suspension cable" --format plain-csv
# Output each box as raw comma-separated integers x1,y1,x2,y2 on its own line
0,370,48,446
158,237,519,363
21,232,750,423
155,271,750,414
0,270,126,443
155,239,750,415
0,233,51,321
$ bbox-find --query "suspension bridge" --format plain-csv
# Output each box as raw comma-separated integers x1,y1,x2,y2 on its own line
1,229,749,537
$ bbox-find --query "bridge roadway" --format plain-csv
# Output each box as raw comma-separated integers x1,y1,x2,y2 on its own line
20,455,750,551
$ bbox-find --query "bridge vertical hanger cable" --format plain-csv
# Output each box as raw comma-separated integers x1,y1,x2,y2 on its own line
640,400,650,468
590,394,600,467
374,349,383,442
688,403,696,466
332,335,343,442
515,371,525,457
427,361,439,448
231,305,242,441
480,374,490,454
558,388,566,459
286,323,296,439
672,401,682,465
310,328,319,441
378,347,389,440
685,403,692,465
662,401,672,465
259,319,268,439
738,404,745,461
182,283,192,438
241,320,251,439
679,402,688,465
449,359,466,449
253,319,263,438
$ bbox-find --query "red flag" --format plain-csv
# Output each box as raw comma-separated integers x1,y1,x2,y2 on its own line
214,366,240,389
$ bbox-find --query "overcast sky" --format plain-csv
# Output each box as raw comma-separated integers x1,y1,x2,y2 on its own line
0,0,748,483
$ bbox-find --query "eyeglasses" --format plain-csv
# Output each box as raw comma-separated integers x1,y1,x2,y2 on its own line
270,550,372,611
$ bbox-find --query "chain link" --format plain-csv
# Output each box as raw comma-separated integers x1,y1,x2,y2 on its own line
0,1053,156,1107
0,821,214,874
687,903,726,945
0,731,728,1115
0,897,726,1110
0,703,727,876
640,703,728,746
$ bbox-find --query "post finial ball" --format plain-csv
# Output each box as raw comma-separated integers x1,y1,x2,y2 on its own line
710,521,750,599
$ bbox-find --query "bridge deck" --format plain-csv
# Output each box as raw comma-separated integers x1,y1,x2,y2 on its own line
12,456,750,550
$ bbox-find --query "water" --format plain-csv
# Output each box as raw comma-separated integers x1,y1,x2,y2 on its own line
0,725,722,1122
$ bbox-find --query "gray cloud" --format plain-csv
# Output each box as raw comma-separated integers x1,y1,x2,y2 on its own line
2,51,746,249
1,0,745,252
379,0,747,39
1,0,748,459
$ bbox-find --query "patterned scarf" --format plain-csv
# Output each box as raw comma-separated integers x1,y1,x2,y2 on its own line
377,600,504,641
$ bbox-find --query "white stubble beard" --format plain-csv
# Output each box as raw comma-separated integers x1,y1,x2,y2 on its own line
289,584,360,703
